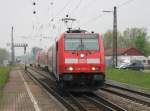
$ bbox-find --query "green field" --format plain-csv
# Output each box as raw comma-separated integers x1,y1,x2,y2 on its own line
0,67,11,96
106,69,150,91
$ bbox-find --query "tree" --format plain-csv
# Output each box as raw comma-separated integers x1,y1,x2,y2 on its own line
122,28,150,56
116,31,126,48
103,30,124,48
143,41,150,56
0,48,9,64
103,30,113,49
103,28,150,56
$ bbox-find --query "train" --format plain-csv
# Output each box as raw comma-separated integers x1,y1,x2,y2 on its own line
35,29,106,91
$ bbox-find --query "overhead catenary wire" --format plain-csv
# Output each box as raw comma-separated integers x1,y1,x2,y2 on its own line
31,0,51,45
118,0,135,8
79,0,94,12
31,0,136,37
73,0,99,28
69,0,83,16
80,12,111,28
26,0,41,39
49,0,84,31
24,0,55,50
53,0,74,19
79,5,114,27
80,0,136,27
47,0,75,33
76,0,96,17
49,1,54,21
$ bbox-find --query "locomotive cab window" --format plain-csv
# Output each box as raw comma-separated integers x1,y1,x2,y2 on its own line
64,34,99,51
65,39,81,50
82,39,99,50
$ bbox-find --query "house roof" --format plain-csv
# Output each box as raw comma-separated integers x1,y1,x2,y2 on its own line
105,48,145,56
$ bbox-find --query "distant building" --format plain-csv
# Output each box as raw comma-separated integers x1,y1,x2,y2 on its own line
105,48,150,67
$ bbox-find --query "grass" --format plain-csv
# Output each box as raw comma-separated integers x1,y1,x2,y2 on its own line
106,68,150,91
0,66,11,97
0,91,2,97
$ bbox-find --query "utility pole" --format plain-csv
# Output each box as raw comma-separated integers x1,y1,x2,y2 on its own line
113,6,117,67
103,6,118,67
11,26,15,65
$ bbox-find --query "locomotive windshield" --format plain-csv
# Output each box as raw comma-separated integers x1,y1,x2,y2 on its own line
65,35,99,50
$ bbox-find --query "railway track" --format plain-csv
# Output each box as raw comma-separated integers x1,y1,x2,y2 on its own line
103,82,150,107
27,67,55,79
105,81,150,98
74,93,126,111
83,93,126,111
26,68,83,111
26,67,126,111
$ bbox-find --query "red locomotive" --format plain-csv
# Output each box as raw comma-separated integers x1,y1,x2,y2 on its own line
36,29,105,91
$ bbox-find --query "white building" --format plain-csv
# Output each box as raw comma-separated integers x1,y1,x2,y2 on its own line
105,48,150,67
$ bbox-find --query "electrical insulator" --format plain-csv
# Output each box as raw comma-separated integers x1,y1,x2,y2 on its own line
33,11,36,14
66,14,69,17
50,2,53,5
33,2,36,5
51,18,54,22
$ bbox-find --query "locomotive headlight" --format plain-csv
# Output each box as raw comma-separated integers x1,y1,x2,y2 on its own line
80,53,85,58
91,67,99,71
68,67,73,71
92,67,96,71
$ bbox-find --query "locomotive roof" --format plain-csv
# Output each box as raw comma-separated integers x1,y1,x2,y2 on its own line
64,33,99,38
66,29,87,33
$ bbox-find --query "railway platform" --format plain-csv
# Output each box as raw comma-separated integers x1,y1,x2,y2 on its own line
0,66,67,111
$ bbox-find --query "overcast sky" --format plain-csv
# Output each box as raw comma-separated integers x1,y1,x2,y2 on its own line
0,0,150,55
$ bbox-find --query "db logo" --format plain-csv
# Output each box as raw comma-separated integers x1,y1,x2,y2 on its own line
78,59,87,63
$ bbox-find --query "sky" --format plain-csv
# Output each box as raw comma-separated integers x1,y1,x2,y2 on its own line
0,0,150,56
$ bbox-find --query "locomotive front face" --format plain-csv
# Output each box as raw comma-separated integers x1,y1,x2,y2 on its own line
58,33,105,90
63,34,104,71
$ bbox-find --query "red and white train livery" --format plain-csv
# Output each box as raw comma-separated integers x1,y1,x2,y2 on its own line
36,30,106,91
